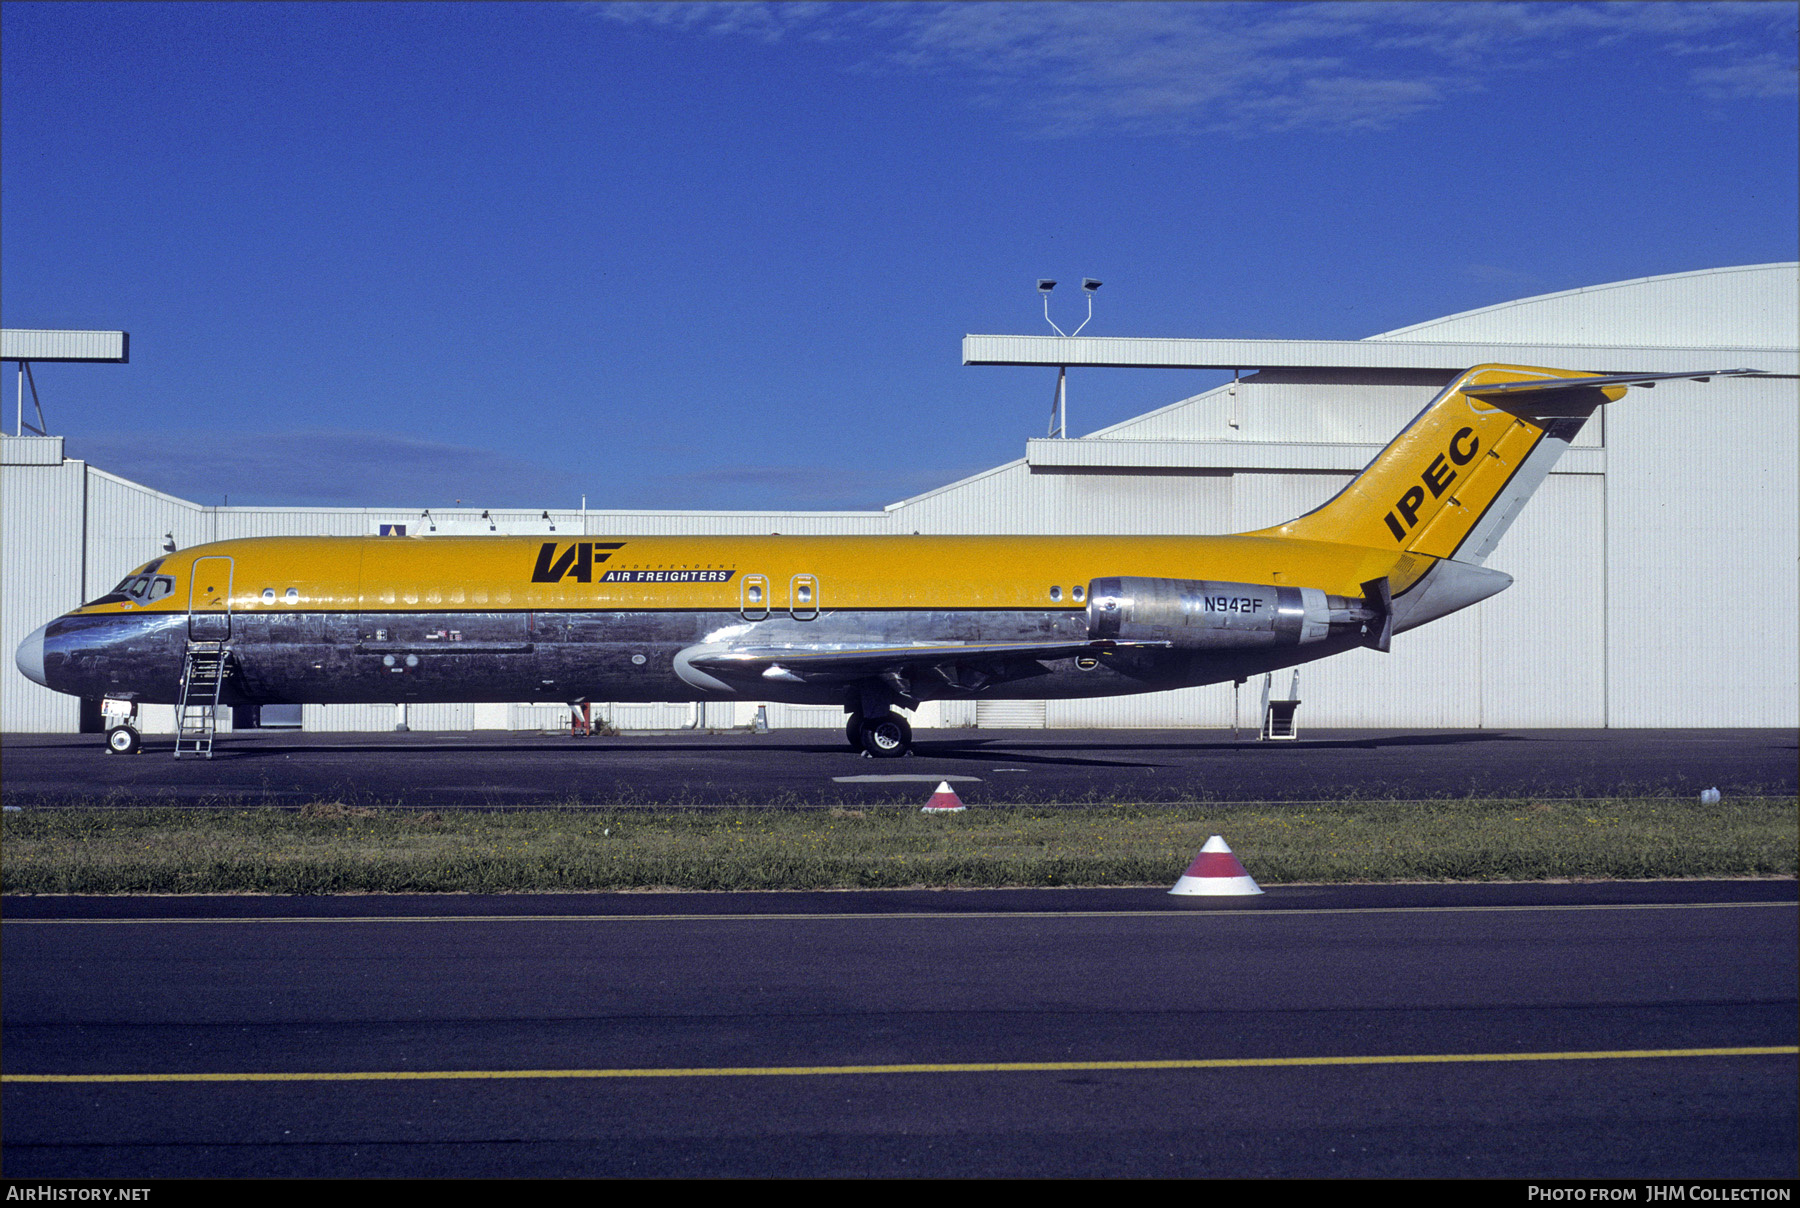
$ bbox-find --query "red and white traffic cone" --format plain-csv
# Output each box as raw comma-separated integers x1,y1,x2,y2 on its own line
1169,835,1263,896
921,781,967,813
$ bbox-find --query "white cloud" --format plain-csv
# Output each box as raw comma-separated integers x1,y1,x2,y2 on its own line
63,428,976,512
1692,53,1799,100
64,430,583,509
672,462,976,510
591,1,1800,137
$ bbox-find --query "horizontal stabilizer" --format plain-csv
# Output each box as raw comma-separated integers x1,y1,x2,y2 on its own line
1463,368,1762,400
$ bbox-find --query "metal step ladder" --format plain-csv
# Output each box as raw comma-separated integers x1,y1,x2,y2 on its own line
174,644,228,758
1259,670,1302,741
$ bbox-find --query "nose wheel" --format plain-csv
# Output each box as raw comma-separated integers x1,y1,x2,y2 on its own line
105,724,142,755
854,712,913,758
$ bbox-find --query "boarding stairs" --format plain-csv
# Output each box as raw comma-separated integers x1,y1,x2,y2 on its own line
174,643,228,759
1259,670,1302,741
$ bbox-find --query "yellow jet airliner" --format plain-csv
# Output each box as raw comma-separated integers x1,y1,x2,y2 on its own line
15,364,1753,756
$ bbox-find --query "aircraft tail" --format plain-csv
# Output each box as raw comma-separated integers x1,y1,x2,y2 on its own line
1251,364,1622,564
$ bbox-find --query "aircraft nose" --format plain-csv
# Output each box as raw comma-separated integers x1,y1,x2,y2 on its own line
15,623,49,688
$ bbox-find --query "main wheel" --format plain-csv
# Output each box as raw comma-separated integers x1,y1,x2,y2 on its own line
105,725,141,755
845,715,865,750
858,713,912,758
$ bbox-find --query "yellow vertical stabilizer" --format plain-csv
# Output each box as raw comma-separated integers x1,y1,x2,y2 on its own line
1250,364,1624,563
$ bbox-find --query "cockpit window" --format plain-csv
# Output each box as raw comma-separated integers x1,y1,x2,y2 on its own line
110,574,172,602
86,572,177,607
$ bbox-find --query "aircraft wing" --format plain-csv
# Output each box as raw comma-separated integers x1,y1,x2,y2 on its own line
681,638,1171,689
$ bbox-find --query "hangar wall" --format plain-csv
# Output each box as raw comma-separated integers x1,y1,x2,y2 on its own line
2,440,85,734
3,264,1795,734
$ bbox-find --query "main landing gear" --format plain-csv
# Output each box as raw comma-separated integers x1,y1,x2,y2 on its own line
105,725,142,755
846,712,913,758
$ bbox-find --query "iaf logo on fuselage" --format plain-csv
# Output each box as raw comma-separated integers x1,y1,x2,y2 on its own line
531,541,735,585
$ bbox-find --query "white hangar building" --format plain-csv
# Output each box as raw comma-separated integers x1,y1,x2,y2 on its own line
3,263,1796,736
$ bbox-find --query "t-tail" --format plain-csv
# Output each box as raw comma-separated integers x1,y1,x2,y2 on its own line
1254,364,1625,563
1256,363,1759,564
1251,363,1759,634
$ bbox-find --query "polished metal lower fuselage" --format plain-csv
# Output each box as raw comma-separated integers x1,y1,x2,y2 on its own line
31,606,1368,708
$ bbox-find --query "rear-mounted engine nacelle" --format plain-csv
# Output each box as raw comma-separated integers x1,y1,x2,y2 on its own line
1087,576,1380,650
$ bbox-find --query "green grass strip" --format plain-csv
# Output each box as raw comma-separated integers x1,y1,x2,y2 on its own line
2,797,1794,894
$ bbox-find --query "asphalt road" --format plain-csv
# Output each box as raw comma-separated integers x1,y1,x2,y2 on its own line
3,882,1795,1178
2,727,1794,807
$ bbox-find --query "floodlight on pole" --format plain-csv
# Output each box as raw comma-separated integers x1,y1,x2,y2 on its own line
1037,277,1103,437
1039,280,1066,337
1070,279,1101,337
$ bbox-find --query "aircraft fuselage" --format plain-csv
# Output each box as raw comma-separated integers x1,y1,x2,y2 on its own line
19,532,1402,711
22,363,1702,756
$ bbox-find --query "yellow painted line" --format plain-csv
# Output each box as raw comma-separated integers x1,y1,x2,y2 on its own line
2,901,1793,925
5,1047,1794,1085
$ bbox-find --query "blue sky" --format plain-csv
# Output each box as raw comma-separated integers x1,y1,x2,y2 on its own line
4,1,1795,511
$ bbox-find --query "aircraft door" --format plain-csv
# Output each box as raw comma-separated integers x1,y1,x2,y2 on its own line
741,574,769,621
790,573,818,621
188,556,234,640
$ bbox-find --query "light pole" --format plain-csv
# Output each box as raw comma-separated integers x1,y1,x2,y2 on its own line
1039,278,1101,438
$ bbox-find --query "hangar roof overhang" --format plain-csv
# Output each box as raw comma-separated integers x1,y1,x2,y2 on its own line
2,329,131,437
961,334,1797,376
2,329,129,363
